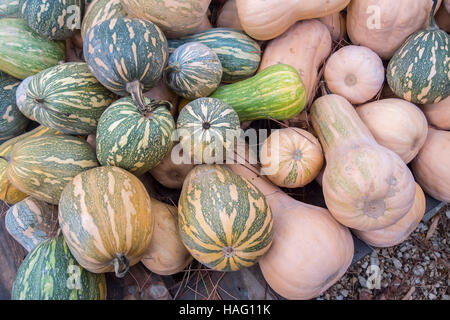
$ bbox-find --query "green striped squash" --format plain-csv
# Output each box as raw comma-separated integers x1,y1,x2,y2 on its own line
0,71,29,143
15,76,33,119
12,233,107,300
178,164,273,271
59,166,154,277
177,97,241,164
164,42,222,100
387,0,450,105
81,0,128,39
96,96,175,176
0,0,20,17
20,0,85,40
83,18,168,111
210,64,307,121
0,18,66,79
5,196,58,252
168,28,261,83
21,62,116,135
7,134,99,204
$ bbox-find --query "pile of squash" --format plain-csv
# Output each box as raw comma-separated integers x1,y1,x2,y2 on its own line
0,0,448,301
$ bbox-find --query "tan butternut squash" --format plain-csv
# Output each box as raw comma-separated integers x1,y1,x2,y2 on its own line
310,94,416,231
319,12,347,42
235,0,350,40
421,96,450,130
217,0,243,30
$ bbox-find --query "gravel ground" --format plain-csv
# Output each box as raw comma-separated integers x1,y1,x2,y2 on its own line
318,205,449,300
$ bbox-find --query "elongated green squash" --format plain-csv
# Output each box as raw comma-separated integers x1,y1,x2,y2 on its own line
0,18,65,79
210,64,306,121
5,196,58,252
7,134,99,204
21,62,117,135
12,234,107,300
0,0,20,17
81,0,128,39
168,28,261,82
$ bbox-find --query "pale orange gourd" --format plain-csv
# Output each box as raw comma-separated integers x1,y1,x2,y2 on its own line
421,96,450,130
319,12,347,42
310,94,416,231
217,0,243,30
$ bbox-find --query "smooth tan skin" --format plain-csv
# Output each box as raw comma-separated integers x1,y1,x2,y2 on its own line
319,12,347,42
436,1,450,32
259,20,332,106
421,96,450,130
217,0,243,30
412,127,450,202
356,99,429,164
144,79,179,117
236,0,350,40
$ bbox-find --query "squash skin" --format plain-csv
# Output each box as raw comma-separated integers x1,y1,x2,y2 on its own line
178,164,273,272
21,62,117,135
0,18,66,79
59,166,154,276
412,127,450,202
168,28,261,83
0,0,21,17
217,0,243,30
356,99,428,164
311,94,416,232
15,76,33,119
7,134,99,205
12,234,107,300
5,197,58,252
210,64,307,122
319,12,346,42
421,96,450,130
96,96,175,177
353,183,426,248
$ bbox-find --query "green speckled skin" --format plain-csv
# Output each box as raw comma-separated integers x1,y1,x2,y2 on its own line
0,0,20,17
81,0,128,39
11,234,107,300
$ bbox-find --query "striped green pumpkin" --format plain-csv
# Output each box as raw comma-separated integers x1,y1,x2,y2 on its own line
83,18,168,111
178,164,273,271
58,166,154,277
177,97,241,164
0,0,20,17
210,64,307,121
387,0,450,105
0,18,65,79
20,0,84,40
168,28,261,83
80,0,128,40
5,196,58,252
0,71,29,143
7,134,99,204
21,62,116,135
96,96,175,176
12,233,107,300
164,42,222,100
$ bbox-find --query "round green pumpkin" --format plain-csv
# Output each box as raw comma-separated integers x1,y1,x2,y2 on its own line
12,233,107,300
0,71,29,143
21,62,116,135
178,164,274,271
177,97,241,164
96,96,175,176
387,0,450,104
83,17,168,111
164,42,222,100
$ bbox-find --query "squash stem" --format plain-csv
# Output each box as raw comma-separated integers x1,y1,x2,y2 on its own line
112,254,130,278
126,80,147,113
429,0,439,30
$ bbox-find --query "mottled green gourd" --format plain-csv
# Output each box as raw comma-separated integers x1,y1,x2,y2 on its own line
21,62,116,135
19,0,84,40
12,234,107,300
96,96,175,176
387,0,450,104
168,28,261,83
176,97,241,164
0,71,29,143
164,42,222,100
0,18,66,79
7,134,99,204
5,196,58,252
83,18,168,112
81,0,128,39
178,164,274,272
210,64,307,121
0,0,21,17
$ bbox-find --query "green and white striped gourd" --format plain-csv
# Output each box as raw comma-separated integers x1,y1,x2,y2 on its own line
0,0,20,17
96,96,175,176
0,18,65,79
7,134,99,204
5,196,58,252
0,71,29,143
176,97,241,164
12,233,107,300
168,28,261,83
21,62,116,135
387,0,450,104
19,0,84,40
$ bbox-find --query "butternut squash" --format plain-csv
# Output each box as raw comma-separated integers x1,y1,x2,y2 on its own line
319,12,347,42
421,96,450,130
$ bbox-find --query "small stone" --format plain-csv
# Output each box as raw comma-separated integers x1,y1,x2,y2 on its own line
429,293,436,300
404,253,411,259
362,261,368,269
413,265,425,276
443,295,450,300
400,246,408,252
435,252,441,258
392,258,402,269
359,276,368,288
445,210,450,219
415,278,421,284
341,289,349,298
397,252,403,258
336,295,343,300
404,266,410,272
